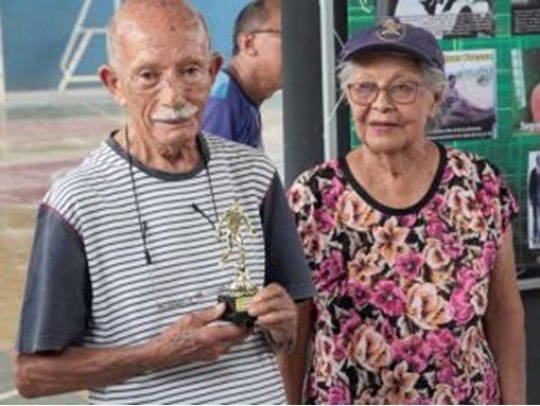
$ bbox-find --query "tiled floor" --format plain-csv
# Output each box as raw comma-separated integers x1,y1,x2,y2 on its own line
0,88,283,404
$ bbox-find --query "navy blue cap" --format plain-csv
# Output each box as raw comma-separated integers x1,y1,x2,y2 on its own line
339,18,445,72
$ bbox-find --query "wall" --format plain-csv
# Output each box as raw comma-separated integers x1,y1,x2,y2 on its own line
0,0,248,91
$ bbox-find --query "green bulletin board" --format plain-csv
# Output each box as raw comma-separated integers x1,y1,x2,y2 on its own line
346,0,540,274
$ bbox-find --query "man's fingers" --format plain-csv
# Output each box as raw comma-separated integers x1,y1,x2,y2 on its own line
256,310,296,327
189,303,226,326
251,283,286,303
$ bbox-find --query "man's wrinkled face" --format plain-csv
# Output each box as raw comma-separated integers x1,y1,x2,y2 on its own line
112,12,219,147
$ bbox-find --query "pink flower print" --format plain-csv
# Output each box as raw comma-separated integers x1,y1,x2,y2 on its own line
288,182,314,212
399,214,417,227
423,238,451,270
452,375,472,402
447,185,476,219
442,164,454,184
381,319,397,342
449,152,473,178
322,177,345,209
426,329,458,356
348,251,381,284
372,280,406,316
313,208,335,233
477,189,493,217
333,338,348,362
441,233,464,261
346,281,372,308
436,365,455,385
424,193,445,216
482,366,501,404
372,218,409,262
426,218,448,239
450,287,474,325
392,335,431,372
470,214,489,241
302,223,324,263
433,383,457,404
470,279,488,316
336,190,382,230
313,333,334,379
318,250,344,291
482,175,500,197
456,266,477,291
395,252,424,281
339,310,362,337
406,283,452,330
481,240,497,273
381,362,420,404
352,325,392,372
328,381,351,405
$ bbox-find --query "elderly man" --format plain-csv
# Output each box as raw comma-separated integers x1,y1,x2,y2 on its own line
14,0,313,403
202,0,282,148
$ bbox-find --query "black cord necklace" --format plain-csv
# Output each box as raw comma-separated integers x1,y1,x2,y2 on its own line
125,127,152,264
124,127,219,266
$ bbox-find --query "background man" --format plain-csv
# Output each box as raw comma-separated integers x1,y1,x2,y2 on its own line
202,0,282,148
14,0,313,403
529,153,540,245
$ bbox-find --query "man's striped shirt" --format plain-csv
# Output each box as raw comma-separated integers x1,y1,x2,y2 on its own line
17,132,314,404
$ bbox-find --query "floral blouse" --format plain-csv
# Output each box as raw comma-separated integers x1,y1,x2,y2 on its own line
288,143,518,405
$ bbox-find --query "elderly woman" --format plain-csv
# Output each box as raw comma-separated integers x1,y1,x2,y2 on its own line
287,18,525,404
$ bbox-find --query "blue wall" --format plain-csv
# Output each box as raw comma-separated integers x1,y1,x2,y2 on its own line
0,0,248,91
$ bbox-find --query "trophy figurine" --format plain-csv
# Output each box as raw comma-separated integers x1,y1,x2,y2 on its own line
216,199,258,326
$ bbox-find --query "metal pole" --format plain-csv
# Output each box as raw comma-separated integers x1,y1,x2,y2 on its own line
320,0,337,160
282,0,324,187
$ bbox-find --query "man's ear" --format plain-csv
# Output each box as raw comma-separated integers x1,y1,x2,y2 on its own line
209,52,224,82
99,64,126,106
237,32,258,56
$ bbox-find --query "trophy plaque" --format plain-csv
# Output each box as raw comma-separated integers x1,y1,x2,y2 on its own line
216,200,258,326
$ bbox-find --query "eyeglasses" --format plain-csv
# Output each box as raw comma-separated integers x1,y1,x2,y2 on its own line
347,81,427,106
251,29,281,35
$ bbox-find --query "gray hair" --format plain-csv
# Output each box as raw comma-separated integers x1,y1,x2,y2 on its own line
337,57,446,94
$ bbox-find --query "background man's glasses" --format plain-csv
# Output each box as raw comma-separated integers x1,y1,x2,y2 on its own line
251,29,281,35
347,81,426,106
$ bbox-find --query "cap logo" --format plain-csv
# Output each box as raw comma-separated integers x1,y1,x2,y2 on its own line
376,18,405,42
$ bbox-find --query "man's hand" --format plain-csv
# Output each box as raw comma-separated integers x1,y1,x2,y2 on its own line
248,283,297,352
147,303,249,368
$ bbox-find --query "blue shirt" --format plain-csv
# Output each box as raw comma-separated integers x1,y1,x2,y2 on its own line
203,70,262,148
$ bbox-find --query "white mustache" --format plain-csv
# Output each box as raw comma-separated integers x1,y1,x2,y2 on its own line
153,104,199,121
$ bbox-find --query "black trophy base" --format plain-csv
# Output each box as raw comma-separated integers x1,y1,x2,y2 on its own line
218,294,256,327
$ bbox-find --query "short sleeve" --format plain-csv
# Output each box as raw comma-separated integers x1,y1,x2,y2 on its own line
499,175,519,234
260,173,315,301
482,159,519,236
16,204,91,354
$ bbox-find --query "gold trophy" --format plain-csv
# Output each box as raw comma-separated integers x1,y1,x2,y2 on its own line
216,199,258,326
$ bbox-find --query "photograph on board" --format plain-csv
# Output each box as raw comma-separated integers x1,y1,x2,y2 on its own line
511,48,540,135
529,151,540,249
512,0,540,34
376,0,495,38
429,49,497,140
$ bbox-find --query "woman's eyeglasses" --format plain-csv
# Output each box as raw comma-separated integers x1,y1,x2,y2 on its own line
347,80,427,106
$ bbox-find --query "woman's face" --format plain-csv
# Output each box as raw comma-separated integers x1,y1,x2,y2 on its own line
346,53,441,154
